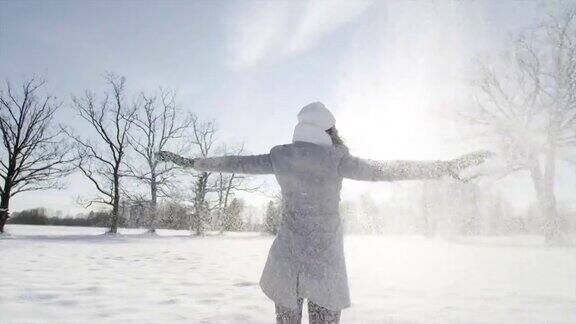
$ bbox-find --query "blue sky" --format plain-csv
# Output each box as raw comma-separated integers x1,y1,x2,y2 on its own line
1,0,574,215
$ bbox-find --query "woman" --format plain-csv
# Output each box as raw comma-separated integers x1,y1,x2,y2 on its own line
155,102,490,324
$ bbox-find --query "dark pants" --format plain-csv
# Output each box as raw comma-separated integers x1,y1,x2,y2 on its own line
275,298,341,324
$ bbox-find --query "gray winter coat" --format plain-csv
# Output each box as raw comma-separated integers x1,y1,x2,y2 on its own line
193,141,453,311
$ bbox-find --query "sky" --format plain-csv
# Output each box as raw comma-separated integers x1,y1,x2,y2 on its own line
1,0,575,216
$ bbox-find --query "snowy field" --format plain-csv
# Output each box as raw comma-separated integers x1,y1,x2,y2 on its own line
1,225,575,324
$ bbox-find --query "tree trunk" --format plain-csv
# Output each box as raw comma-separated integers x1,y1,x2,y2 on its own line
0,165,15,233
217,176,225,234
149,174,157,233
528,149,565,244
195,212,202,236
218,178,234,234
109,174,120,234
0,191,10,233
191,172,208,236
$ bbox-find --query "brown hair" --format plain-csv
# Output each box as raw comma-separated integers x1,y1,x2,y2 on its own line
326,126,345,146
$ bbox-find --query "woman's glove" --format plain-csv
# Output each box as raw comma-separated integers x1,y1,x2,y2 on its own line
447,150,494,182
456,153,511,182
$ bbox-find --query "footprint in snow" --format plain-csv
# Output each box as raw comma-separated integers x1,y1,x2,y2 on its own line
19,293,58,301
158,298,179,305
233,282,257,287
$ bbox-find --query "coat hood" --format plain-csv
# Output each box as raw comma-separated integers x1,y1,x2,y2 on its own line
292,102,335,146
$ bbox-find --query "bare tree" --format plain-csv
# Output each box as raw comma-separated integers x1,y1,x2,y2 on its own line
158,117,268,235
63,74,137,234
187,116,217,235
466,9,576,243
214,143,261,233
0,78,76,232
124,89,193,232
160,116,222,235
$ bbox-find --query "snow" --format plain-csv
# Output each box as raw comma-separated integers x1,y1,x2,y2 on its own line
1,225,575,323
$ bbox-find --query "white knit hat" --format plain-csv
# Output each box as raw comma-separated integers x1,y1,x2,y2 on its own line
292,102,335,146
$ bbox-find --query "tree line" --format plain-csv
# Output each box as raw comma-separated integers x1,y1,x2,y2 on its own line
7,198,277,233
0,73,265,235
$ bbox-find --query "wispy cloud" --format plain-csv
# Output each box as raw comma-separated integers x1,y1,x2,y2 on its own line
225,0,373,69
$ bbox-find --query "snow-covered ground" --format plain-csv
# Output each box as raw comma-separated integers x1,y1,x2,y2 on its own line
1,225,574,324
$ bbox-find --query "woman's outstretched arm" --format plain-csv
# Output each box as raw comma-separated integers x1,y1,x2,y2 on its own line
155,151,273,175
338,149,491,182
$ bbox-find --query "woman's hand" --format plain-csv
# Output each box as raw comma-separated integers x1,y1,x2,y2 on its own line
448,150,494,182
451,150,493,170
